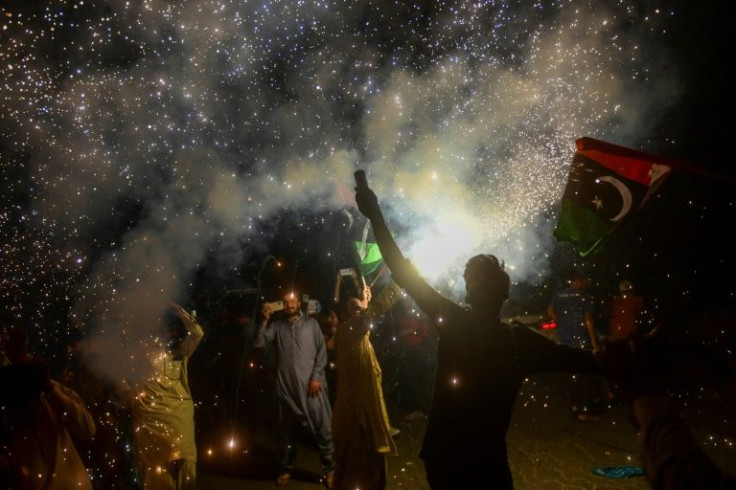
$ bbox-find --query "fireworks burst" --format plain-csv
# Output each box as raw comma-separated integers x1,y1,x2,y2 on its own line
0,0,693,374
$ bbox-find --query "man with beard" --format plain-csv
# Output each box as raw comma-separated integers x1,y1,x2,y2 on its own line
255,292,335,489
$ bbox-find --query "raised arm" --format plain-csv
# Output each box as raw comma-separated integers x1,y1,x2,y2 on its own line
633,393,736,489
354,184,408,279
354,179,449,321
170,301,204,357
345,281,403,338
252,301,275,348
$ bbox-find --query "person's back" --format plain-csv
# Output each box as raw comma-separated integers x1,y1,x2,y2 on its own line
607,280,644,341
397,255,524,488
548,276,597,350
422,303,525,461
128,302,203,489
332,283,400,490
382,253,604,489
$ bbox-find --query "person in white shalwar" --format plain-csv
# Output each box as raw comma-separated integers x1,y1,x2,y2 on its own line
128,302,204,490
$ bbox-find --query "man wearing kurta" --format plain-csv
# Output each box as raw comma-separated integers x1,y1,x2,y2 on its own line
332,281,400,490
129,302,204,490
255,292,335,488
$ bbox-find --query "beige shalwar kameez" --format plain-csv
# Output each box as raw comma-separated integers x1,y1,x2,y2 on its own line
332,282,401,490
131,311,204,490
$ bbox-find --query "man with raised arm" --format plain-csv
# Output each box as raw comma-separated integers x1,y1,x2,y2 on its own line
254,291,335,489
332,281,401,489
354,174,603,489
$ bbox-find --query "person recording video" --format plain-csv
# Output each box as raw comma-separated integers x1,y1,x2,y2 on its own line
254,291,335,488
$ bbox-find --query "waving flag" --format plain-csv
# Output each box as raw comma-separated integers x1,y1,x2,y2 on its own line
354,220,383,277
334,210,384,293
554,137,672,257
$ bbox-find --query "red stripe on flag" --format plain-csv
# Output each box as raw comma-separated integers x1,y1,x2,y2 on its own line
575,136,736,185
576,137,670,186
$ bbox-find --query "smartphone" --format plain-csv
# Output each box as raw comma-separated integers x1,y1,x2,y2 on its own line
307,299,321,315
354,170,368,189
339,268,356,277
265,300,284,312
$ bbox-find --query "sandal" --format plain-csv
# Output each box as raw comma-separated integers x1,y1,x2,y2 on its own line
323,472,334,489
276,473,291,486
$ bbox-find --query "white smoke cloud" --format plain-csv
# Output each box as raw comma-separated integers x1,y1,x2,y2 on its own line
3,1,685,383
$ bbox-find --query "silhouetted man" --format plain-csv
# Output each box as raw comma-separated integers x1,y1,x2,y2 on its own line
355,178,603,489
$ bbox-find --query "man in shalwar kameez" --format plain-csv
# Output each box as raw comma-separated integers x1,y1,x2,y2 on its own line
128,302,204,490
332,281,400,490
255,292,335,488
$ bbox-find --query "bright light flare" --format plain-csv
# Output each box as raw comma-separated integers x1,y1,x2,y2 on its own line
407,210,482,281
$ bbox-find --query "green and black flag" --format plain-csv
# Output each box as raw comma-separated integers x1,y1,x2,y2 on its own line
554,137,672,257
334,210,385,297
353,220,383,278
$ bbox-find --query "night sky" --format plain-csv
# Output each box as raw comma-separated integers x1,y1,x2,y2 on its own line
1,0,733,380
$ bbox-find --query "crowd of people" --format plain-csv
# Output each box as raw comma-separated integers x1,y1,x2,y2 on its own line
1,178,734,490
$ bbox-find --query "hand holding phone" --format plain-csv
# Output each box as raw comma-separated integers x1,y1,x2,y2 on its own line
266,300,284,312
262,301,284,321
354,170,368,190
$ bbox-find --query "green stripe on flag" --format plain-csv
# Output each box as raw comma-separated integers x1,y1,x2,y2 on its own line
553,199,610,257
354,241,383,276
